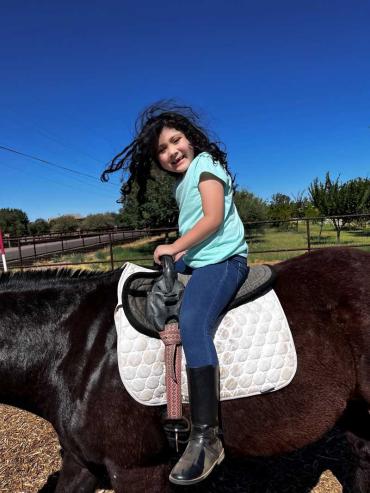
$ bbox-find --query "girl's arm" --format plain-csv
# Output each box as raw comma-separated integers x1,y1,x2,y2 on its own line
154,173,224,264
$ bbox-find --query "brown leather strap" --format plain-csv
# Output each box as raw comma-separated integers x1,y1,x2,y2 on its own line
159,322,182,419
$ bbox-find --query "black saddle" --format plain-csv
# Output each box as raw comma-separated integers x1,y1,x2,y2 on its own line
121,258,276,340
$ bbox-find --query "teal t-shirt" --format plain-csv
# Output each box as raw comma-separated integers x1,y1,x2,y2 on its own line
174,152,248,268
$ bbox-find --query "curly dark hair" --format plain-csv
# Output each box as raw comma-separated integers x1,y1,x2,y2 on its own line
101,100,234,203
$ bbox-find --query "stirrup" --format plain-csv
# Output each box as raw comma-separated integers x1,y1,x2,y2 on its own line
162,415,190,452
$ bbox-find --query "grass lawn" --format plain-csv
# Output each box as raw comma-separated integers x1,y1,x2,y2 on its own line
247,222,370,263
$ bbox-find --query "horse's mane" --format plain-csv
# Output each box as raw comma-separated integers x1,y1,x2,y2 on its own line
0,268,122,291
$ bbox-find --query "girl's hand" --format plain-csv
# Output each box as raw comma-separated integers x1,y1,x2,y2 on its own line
174,250,187,262
153,244,176,265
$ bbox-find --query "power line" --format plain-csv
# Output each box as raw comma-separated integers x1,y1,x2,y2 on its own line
1,106,107,166
0,144,121,187
0,159,115,198
0,99,120,151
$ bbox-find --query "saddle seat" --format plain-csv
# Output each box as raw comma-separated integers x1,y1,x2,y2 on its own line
121,264,276,339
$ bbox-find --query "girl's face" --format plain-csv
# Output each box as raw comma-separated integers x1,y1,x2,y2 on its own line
157,127,194,174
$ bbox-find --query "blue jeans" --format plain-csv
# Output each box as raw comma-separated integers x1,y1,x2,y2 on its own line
174,255,249,368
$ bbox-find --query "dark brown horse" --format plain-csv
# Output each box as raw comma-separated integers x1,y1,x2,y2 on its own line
1,247,370,492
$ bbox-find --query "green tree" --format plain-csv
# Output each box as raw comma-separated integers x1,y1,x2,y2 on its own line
290,192,319,219
29,218,50,235
234,188,269,241
268,193,294,228
0,208,29,236
309,173,370,242
287,192,320,233
234,189,268,223
344,177,370,213
119,171,178,228
81,213,118,231
49,215,80,233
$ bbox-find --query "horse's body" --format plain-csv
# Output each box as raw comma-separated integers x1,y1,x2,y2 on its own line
1,247,370,492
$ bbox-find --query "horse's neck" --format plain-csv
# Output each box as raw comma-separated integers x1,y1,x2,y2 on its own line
0,288,69,417
0,275,119,420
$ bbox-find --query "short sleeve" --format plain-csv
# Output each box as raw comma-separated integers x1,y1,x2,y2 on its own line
192,153,228,186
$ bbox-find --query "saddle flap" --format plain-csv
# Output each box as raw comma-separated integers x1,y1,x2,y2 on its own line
122,271,162,338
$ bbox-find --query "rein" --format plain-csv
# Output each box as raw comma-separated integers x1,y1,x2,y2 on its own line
159,321,190,451
146,256,190,450
159,322,182,419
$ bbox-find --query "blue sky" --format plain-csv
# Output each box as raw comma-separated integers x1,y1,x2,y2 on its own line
1,0,369,221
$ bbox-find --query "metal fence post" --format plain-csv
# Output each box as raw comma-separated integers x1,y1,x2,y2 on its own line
18,238,24,271
306,219,311,253
33,235,37,260
109,233,114,270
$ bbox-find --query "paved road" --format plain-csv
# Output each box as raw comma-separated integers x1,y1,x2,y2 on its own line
2,231,146,265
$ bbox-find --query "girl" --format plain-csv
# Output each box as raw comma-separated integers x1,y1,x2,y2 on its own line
102,102,248,485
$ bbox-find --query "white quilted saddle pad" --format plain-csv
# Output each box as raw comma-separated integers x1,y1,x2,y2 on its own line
115,262,297,406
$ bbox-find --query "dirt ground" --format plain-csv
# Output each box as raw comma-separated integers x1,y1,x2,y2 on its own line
0,404,353,493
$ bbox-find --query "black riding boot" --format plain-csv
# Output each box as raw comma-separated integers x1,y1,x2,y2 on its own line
169,365,224,485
